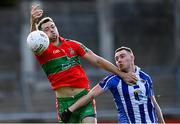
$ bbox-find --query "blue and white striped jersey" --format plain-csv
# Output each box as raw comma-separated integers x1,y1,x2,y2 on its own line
99,67,157,123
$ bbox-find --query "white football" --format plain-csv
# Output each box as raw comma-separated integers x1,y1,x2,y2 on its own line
27,30,49,55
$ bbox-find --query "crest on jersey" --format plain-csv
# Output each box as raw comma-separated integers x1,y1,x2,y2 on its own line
134,89,144,101
69,48,74,55
140,79,147,84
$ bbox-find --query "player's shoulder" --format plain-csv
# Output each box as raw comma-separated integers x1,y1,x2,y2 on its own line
99,74,121,89
139,69,152,82
65,38,86,48
103,74,120,83
64,38,81,44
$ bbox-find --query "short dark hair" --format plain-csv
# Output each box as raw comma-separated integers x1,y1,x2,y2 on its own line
37,17,54,30
115,46,133,54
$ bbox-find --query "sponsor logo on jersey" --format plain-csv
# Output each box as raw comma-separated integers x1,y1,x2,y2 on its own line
53,49,61,54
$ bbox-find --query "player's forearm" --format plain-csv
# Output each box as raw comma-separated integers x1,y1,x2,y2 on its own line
69,94,93,112
155,103,165,123
152,96,165,123
96,56,125,78
60,95,92,123
95,56,138,84
30,5,43,32
30,20,37,32
84,50,124,78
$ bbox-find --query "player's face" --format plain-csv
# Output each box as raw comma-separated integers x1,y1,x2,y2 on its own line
115,50,134,72
41,21,59,42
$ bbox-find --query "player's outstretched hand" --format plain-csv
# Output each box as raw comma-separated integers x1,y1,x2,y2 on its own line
31,4,43,23
122,72,138,85
61,108,72,123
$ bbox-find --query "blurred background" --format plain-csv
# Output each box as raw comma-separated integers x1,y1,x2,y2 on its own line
0,0,180,123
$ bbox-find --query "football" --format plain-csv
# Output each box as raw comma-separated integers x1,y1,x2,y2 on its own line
27,30,49,55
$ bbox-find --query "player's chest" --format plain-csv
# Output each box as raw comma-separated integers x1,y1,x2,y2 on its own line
47,44,76,59
129,81,147,94
126,79,149,104
118,79,148,99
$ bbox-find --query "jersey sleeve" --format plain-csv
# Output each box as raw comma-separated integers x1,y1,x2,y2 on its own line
71,40,89,57
147,76,154,97
99,75,114,92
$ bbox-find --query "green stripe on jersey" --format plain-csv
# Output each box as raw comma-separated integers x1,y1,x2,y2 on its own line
69,40,88,53
42,56,80,75
80,43,88,53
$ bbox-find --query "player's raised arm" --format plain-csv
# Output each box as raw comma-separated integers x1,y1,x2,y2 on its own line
61,84,104,123
30,5,43,32
83,49,138,84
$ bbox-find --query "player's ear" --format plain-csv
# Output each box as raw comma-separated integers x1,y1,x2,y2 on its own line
131,53,135,61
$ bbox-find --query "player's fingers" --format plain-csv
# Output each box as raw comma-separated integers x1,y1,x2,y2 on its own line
32,4,40,11
32,14,42,20
32,10,43,19
31,5,37,12
31,5,41,15
129,72,138,80
132,76,138,84
31,5,35,10
127,73,137,84
32,9,43,16
126,82,134,86
31,7,42,14
36,12,43,18
133,75,138,81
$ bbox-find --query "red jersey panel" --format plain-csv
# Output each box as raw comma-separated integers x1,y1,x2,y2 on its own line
35,36,90,90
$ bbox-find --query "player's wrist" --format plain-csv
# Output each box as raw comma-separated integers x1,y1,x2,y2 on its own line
61,108,72,123
118,70,126,79
31,17,38,24
66,108,72,113
68,107,72,112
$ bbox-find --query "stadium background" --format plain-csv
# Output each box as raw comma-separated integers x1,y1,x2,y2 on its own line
0,0,180,123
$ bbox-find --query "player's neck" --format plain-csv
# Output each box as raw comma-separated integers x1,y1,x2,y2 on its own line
132,65,136,73
126,65,136,73
52,37,61,46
